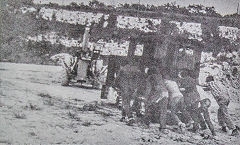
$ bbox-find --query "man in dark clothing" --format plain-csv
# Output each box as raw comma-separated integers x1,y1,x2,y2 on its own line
143,69,169,132
178,69,201,131
178,70,216,135
114,63,145,125
206,75,239,136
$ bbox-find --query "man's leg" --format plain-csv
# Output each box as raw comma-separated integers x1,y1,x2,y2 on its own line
159,97,168,130
170,97,184,126
120,94,128,122
143,103,154,126
220,104,235,130
187,103,200,132
170,97,180,124
191,102,208,130
121,88,131,121
218,106,227,132
179,98,193,126
198,113,207,130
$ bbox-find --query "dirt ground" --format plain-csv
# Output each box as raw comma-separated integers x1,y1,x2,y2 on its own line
0,62,240,145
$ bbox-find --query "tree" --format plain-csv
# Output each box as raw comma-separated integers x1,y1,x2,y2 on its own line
89,0,105,9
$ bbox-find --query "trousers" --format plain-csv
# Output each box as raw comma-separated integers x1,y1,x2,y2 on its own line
217,99,234,129
145,97,168,129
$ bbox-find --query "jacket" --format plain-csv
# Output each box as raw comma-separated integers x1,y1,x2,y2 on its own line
145,74,168,104
179,76,201,105
208,81,230,105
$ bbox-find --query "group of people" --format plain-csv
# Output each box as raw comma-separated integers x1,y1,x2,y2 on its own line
113,62,239,137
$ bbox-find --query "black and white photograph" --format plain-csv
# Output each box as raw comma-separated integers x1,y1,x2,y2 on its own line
0,0,240,144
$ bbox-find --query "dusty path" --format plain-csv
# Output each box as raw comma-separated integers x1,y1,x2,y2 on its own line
0,62,239,145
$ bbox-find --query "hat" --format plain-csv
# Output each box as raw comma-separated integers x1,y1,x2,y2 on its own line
206,75,214,82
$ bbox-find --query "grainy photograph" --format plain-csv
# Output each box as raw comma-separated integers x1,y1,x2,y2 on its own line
0,0,240,144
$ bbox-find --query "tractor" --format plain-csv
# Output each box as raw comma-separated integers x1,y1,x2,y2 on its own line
51,49,107,89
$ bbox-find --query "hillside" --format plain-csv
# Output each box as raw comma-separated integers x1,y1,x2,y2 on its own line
0,0,240,64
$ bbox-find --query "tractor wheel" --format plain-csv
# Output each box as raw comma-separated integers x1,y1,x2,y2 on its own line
92,83,100,89
100,85,108,99
61,70,70,86
91,79,101,89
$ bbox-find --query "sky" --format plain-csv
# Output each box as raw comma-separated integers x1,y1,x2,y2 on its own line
33,0,240,16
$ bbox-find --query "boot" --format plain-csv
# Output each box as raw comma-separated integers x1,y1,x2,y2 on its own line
120,117,126,122
159,128,169,134
127,117,135,126
222,126,227,132
231,126,239,136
